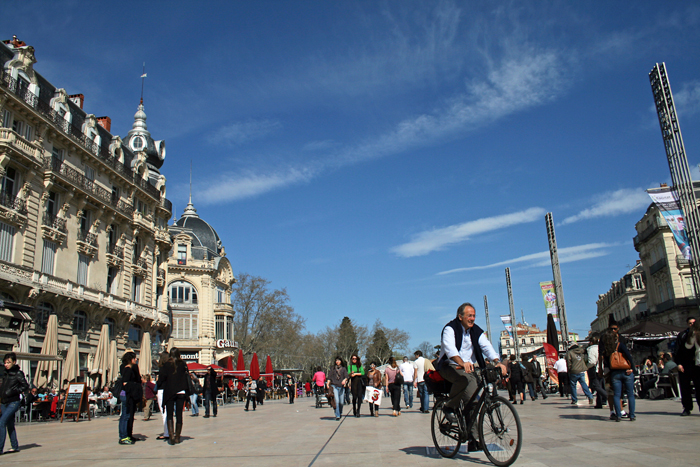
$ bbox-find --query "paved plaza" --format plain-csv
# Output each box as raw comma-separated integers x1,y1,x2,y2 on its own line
2,393,699,466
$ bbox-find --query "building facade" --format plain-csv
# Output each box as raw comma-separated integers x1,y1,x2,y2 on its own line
591,262,647,334
500,323,578,369
0,37,172,381
167,199,236,366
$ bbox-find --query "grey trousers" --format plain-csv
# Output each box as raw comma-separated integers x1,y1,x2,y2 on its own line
439,364,480,440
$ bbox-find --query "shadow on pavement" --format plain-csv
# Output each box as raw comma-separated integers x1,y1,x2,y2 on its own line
558,414,609,421
400,446,492,465
18,443,41,450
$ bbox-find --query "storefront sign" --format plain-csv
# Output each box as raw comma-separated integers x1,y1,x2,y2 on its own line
216,339,236,349
181,352,199,361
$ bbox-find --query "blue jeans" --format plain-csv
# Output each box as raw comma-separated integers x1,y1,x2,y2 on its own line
611,370,636,419
0,400,20,452
569,372,593,402
190,394,199,415
332,386,346,419
417,382,429,411
118,394,130,439
403,382,414,408
526,382,536,400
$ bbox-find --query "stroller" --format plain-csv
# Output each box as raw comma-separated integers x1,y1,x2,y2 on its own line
314,384,329,408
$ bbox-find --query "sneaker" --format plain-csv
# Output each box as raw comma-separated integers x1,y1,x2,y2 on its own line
335,417,340,421
588,398,594,405
467,440,482,452
119,438,134,445
620,410,628,418
630,417,636,421
571,400,577,405
443,407,458,424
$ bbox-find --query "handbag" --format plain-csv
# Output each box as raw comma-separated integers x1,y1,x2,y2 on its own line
394,368,404,385
610,343,631,370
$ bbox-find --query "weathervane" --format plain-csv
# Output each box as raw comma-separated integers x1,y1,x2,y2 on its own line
140,63,147,104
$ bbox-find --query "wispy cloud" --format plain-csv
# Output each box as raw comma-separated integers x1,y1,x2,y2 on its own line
208,119,282,146
198,167,314,203
561,188,650,225
437,242,619,275
675,80,700,118
391,207,546,258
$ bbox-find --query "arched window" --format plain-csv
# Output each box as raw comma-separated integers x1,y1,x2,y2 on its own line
169,281,198,340
169,281,198,305
128,324,141,346
73,310,87,334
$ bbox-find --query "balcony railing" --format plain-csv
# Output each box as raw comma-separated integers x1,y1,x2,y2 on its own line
108,244,124,259
137,257,149,270
42,212,67,232
77,229,97,246
0,190,27,215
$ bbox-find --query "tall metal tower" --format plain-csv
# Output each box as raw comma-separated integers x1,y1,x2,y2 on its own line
505,268,519,358
484,295,492,343
545,212,570,352
649,63,700,296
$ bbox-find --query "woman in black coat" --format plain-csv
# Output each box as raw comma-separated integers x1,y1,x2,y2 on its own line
157,348,190,445
1,352,29,454
118,351,142,444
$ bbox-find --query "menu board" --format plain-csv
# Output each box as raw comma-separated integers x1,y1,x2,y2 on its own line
61,382,89,422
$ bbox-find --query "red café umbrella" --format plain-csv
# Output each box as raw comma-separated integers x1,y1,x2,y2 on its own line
265,355,273,385
236,349,246,371
250,353,260,380
221,355,234,371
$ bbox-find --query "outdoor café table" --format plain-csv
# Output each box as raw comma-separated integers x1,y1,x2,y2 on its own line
32,399,51,421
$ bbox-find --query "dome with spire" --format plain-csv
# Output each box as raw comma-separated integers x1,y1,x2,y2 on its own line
172,199,223,260
125,101,165,170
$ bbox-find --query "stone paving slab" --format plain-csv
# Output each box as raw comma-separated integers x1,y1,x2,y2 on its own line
1,393,699,466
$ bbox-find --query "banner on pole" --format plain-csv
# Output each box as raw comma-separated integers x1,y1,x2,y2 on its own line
500,315,512,335
543,343,559,385
647,187,692,260
540,281,559,322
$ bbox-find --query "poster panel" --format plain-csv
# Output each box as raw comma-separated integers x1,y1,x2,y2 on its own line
540,281,559,322
647,187,692,260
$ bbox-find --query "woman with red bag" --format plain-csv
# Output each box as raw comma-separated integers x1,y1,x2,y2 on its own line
600,329,636,422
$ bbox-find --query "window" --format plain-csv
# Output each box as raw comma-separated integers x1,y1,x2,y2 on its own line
12,118,23,136
666,281,674,302
23,123,32,141
1,109,10,128
657,284,665,302
505,340,510,346
1,166,17,197
79,210,91,236
227,316,233,341
216,315,225,340
107,267,118,294
41,240,57,275
169,281,197,304
104,317,115,340
683,276,696,298
35,302,54,333
133,236,140,262
111,186,120,205
0,221,15,262
634,275,643,290
107,225,117,252
85,165,95,188
77,254,89,286
521,339,526,345
530,338,535,344
132,275,142,302
177,244,187,260
46,191,57,216
173,312,198,340
73,310,87,334
52,146,64,160
216,286,224,303
128,324,141,345
156,286,163,309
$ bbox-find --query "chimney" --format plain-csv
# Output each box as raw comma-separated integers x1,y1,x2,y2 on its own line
97,116,111,132
660,183,668,187
68,94,84,109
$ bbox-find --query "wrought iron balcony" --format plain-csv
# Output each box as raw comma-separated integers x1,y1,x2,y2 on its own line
0,190,27,215
77,229,97,246
108,244,124,259
42,212,67,233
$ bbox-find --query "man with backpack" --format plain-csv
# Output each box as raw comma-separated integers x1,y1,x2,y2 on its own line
188,373,202,416
530,356,547,400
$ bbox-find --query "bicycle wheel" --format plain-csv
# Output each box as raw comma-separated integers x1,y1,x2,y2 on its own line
478,395,522,467
431,399,462,458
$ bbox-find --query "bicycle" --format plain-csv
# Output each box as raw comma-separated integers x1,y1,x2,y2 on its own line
429,366,522,466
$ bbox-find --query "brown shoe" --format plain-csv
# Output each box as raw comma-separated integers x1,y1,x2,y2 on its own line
174,423,183,444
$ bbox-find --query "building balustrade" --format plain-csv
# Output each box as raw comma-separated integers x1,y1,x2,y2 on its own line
41,212,67,232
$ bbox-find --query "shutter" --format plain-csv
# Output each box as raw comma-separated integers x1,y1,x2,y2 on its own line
77,254,89,285
0,221,15,262
41,240,57,274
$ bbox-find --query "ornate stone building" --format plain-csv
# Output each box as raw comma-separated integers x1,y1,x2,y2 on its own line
0,37,172,380
591,262,647,334
167,198,236,365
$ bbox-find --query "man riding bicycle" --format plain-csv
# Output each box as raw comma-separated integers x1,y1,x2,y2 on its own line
437,302,507,452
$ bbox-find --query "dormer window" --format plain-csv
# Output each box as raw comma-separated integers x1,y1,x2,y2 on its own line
131,136,145,151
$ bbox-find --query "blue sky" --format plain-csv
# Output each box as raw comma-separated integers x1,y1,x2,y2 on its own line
4,1,700,351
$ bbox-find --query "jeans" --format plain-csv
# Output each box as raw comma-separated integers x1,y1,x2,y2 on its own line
526,382,536,399
190,394,199,415
569,372,593,403
0,400,20,453
416,381,429,411
403,382,414,408
611,370,635,419
118,394,131,439
204,392,217,416
332,385,346,419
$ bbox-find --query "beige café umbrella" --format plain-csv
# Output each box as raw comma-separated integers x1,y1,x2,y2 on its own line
17,325,31,382
138,331,151,376
107,339,119,384
62,334,79,384
90,324,110,384
34,314,59,388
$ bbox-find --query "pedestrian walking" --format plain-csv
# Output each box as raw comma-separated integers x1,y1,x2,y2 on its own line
142,375,156,421
157,348,190,445
585,335,606,408
675,316,700,416
530,356,547,400
117,351,142,445
399,356,416,409
507,355,525,405
521,355,537,401
366,362,382,417
188,372,202,416
327,357,348,420
553,355,570,398
257,376,267,406
156,352,171,440
244,377,258,411
413,350,430,412
384,357,403,416
202,366,218,418
600,329,635,422
566,342,595,405
0,352,28,454
348,354,365,417
285,374,296,404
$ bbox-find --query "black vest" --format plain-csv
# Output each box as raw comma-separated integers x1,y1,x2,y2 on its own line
438,318,486,369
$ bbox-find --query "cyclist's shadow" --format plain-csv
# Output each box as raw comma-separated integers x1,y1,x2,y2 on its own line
400,446,493,464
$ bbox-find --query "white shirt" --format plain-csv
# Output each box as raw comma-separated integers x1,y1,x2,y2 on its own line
553,358,567,373
414,357,426,383
439,323,499,367
399,361,414,382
